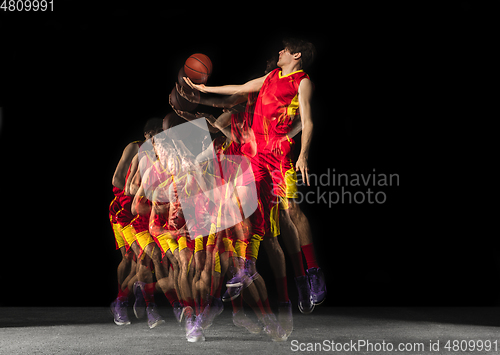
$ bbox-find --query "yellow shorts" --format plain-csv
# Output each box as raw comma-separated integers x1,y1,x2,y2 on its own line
155,233,171,257
121,224,136,247
178,236,188,251
135,230,155,252
112,223,126,249
280,168,299,210
166,238,179,253
194,236,207,253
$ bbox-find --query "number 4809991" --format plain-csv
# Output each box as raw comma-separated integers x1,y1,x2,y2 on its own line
1,0,54,11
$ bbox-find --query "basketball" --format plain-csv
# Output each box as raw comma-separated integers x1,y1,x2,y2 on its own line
184,53,212,84
170,86,198,112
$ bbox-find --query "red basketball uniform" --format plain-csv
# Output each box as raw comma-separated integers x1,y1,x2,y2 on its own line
250,69,310,235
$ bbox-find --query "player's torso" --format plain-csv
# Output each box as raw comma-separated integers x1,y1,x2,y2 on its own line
253,69,309,140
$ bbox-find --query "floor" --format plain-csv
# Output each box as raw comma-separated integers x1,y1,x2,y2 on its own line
1,306,499,354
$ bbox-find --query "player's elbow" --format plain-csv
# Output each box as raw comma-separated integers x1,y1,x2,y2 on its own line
302,117,313,131
112,175,123,190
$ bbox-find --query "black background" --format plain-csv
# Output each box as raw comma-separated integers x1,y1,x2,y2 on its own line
1,2,494,307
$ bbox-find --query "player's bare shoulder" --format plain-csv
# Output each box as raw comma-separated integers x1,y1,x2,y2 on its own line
298,78,314,100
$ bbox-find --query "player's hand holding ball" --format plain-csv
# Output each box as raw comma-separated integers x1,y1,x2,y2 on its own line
183,76,208,93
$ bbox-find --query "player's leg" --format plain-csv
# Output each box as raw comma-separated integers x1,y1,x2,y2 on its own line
288,199,327,305
109,197,133,325
135,231,164,328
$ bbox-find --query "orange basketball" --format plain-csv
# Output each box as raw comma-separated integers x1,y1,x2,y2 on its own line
184,53,212,84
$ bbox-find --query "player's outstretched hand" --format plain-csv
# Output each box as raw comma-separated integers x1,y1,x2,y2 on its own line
296,154,310,186
176,83,200,104
183,77,208,93
195,113,219,133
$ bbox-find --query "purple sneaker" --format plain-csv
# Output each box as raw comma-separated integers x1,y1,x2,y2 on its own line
110,300,131,326
306,267,327,305
295,275,315,314
146,303,165,329
133,281,146,319
223,267,256,302
187,317,205,342
172,302,184,323
199,297,224,329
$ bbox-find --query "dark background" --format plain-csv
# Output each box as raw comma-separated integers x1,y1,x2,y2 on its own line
1,2,494,307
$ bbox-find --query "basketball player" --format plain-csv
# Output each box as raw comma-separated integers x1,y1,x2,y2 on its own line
183,39,325,315
109,119,164,326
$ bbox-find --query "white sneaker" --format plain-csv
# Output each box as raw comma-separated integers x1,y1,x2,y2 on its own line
233,310,262,334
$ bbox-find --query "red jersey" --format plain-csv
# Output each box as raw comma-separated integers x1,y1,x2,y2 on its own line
252,68,309,148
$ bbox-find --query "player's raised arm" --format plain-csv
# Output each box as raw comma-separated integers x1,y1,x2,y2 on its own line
176,83,248,109
295,78,314,186
183,74,268,95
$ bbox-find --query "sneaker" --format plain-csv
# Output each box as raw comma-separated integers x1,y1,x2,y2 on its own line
306,267,327,305
183,306,205,342
172,302,184,323
278,300,293,338
186,317,205,342
110,300,131,326
233,310,262,334
261,313,287,342
133,281,146,319
146,303,165,329
199,298,224,330
223,270,254,301
295,275,315,314
222,284,244,302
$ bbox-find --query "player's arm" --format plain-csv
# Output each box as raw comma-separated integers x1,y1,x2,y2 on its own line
124,154,139,196
168,96,219,133
131,165,153,215
183,74,268,95
177,83,248,108
149,188,170,237
295,79,314,186
132,192,151,216
129,155,150,196
112,143,139,190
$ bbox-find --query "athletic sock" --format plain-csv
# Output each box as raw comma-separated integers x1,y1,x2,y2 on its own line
262,297,272,314
290,251,306,277
143,282,156,306
117,284,130,302
301,243,319,269
164,289,180,307
255,299,266,315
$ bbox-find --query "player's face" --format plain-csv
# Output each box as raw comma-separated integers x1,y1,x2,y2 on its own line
277,48,293,67
144,131,154,141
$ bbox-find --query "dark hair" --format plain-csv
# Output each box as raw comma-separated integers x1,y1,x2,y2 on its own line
282,38,316,69
143,117,163,134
